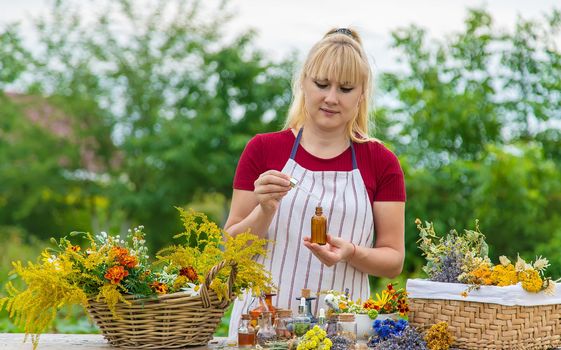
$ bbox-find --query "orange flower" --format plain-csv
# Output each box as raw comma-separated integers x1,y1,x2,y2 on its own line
111,246,129,259
397,298,409,315
387,283,395,293
119,255,138,268
104,265,129,284
68,245,81,252
151,281,168,294
470,265,493,285
363,299,376,310
179,266,198,282
383,303,393,313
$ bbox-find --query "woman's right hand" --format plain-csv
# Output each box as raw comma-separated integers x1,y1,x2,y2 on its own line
254,170,292,214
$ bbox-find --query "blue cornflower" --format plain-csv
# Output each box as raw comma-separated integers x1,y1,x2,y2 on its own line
372,318,410,342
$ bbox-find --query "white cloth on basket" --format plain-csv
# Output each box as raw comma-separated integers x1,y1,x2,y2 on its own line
407,278,561,306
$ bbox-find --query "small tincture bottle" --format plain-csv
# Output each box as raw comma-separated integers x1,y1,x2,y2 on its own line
293,296,312,337
249,292,270,329
256,311,277,346
336,313,357,346
317,308,327,331
274,309,294,341
311,206,327,245
237,313,256,347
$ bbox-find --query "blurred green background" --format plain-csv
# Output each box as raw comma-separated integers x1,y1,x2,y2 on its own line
1,0,561,336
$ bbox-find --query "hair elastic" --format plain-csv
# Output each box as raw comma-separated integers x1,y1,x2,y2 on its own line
334,28,353,37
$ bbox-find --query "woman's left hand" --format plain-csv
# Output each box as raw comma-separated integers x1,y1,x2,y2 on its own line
303,234,355,266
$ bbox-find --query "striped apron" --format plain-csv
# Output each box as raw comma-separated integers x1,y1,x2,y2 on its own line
228,128,374,339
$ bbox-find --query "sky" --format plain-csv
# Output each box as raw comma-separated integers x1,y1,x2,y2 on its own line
1,0,560,72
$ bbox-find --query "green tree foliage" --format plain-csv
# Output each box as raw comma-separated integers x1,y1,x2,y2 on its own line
0,25,30,87
376,8,561,274
0,93,91,236
0,0,293,248
2,2,561,283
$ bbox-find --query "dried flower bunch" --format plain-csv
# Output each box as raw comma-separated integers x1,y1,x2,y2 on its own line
0,208,273,348
460,254,557,295
367,320,454,350
367,324,428,350
424,322,454,350
416,219,489,283
370,318,408,343
416,218,557,294
296,325,332,350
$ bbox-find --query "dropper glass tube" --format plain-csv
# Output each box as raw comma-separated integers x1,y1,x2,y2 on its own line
289,177,321,205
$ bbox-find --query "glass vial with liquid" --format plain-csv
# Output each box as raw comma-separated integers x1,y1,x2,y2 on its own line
311,206,327,245
256,311,277,346
274,309,294,341
293,296,312,337
317,308,327,331
336,313,357,345
237,313,256,347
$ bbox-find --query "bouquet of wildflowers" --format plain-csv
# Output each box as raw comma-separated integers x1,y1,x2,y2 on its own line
416,218,558,295
0,225,155,343
416,218,489,283
361,283,409,319
0,208,273,349
323,289,355,314
324,284,409,320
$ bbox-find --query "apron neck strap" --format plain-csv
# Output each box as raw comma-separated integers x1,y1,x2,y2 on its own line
289,128,357,170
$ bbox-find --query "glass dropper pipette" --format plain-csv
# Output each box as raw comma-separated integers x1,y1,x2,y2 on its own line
289,177,321,205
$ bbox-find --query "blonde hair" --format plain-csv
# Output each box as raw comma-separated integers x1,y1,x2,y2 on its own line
284,28,373,143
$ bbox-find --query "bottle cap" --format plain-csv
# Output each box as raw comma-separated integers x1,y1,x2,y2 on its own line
301,288,311,298
289,177,299,188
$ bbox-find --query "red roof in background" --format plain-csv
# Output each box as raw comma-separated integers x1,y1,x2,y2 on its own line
5,92,122,173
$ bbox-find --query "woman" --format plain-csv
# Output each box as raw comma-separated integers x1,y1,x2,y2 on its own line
225,27,406,337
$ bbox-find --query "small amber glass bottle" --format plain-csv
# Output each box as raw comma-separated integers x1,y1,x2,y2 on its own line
311,206,327,245
238,313,256,347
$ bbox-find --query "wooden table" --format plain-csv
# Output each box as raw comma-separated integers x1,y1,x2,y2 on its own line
0,334,231,349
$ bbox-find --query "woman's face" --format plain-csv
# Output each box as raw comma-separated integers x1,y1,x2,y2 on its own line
302,75,363,132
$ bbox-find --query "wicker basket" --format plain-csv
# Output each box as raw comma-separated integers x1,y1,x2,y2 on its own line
407,279,561,350
87,260,237,349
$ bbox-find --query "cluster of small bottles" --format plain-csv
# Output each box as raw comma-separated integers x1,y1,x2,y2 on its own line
238,289,357,349
236,188,354,348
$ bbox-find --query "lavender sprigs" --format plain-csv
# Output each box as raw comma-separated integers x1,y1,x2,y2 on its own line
431,238,463,283
367,325,428,350
329,335,354,350
416,219,489,283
